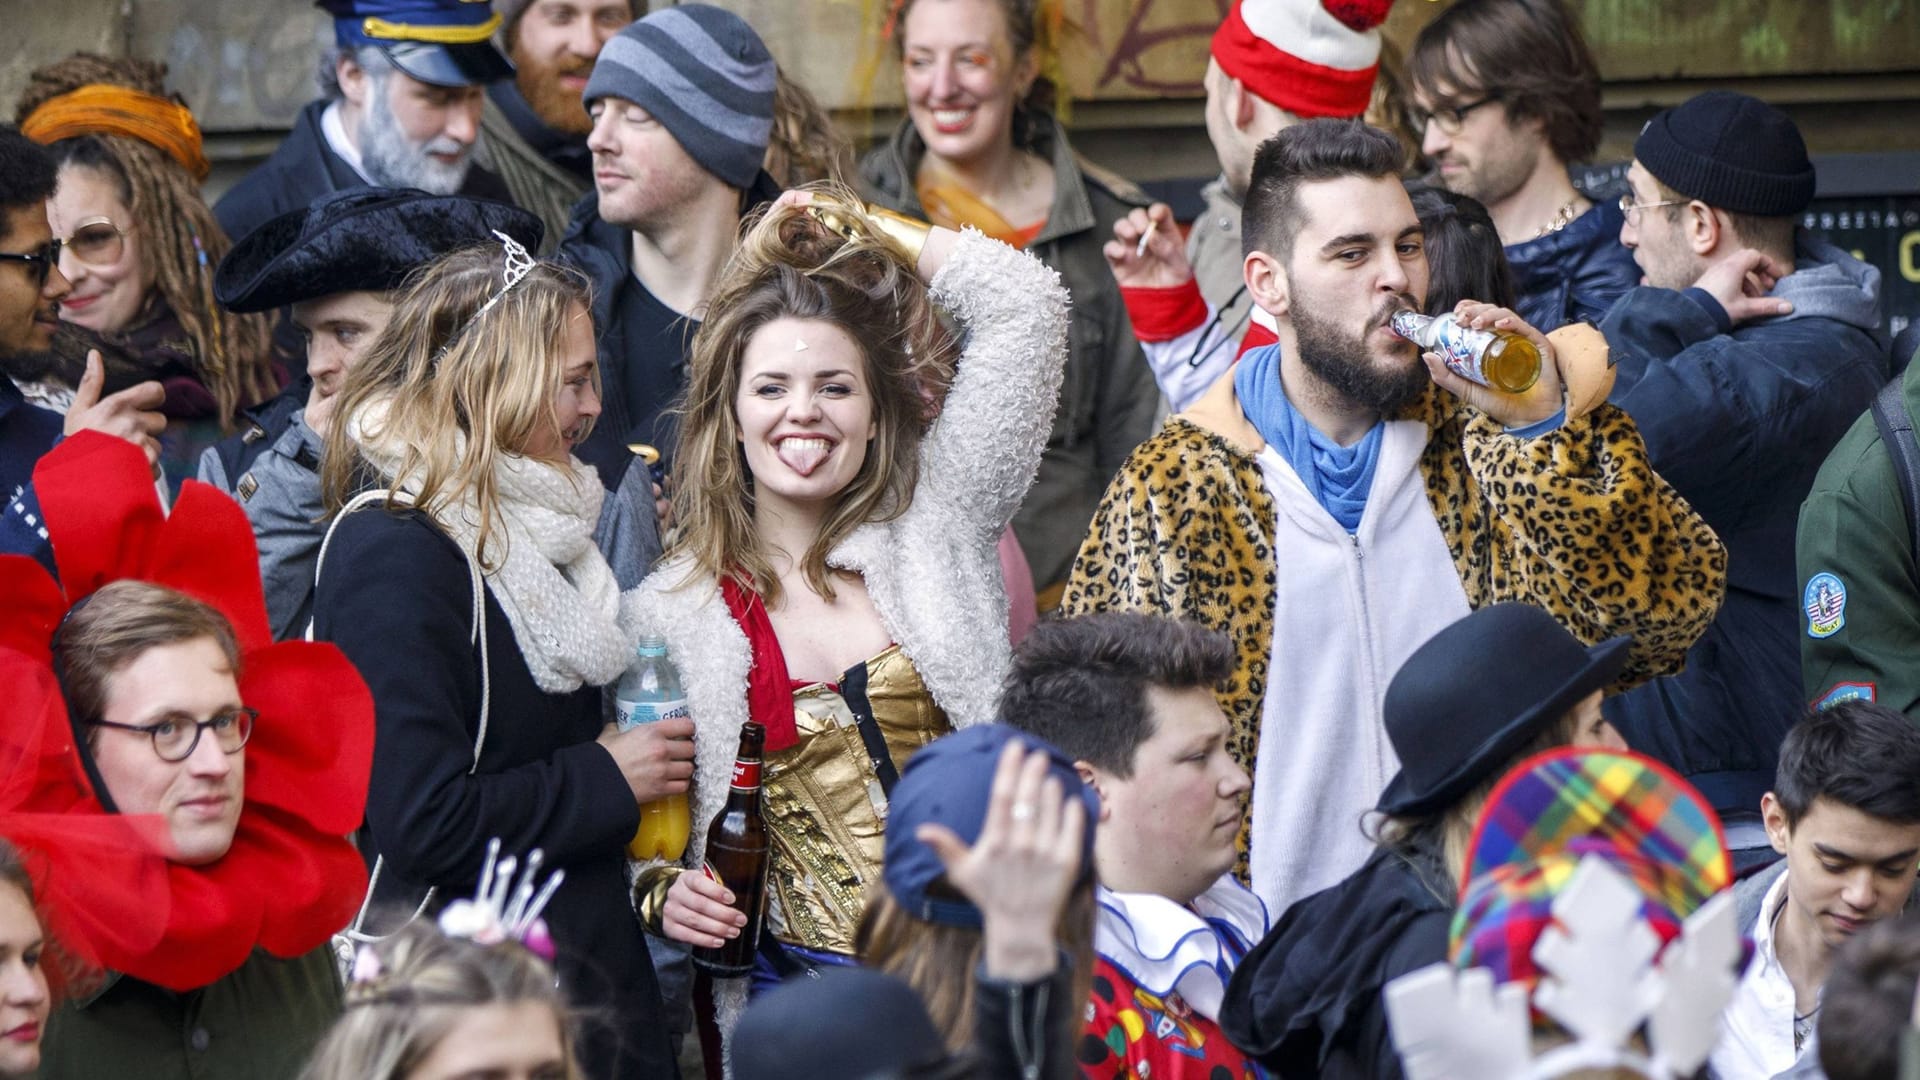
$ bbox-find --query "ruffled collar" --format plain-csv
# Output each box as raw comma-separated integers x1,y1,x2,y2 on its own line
1093,875,1271,1022
0,433,374,991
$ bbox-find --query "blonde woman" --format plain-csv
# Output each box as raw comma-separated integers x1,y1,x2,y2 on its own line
624,187,1067,1031
299,920,579,1080
310,240,685,1078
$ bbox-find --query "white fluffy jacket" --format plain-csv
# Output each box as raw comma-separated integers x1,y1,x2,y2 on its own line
623,231,1069,1051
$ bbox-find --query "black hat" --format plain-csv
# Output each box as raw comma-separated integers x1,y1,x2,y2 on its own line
214,187,543,313
1633,90,1816,217
1374,604,1630,818
732,968,950,1080
318,0,514,87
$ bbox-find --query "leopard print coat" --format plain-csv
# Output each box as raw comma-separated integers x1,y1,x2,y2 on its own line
1062,373,1727,873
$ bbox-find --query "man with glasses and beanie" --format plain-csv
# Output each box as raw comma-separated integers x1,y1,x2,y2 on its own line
1599,91,1887,872
1407,0,1639,332
1218,603,1628,1080
0,125,163,568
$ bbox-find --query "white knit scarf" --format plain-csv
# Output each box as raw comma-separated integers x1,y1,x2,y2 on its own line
351,404,631,693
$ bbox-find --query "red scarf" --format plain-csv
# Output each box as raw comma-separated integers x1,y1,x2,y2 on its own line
720,574,801,753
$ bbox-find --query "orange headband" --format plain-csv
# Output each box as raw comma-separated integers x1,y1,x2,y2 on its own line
20,84,210,182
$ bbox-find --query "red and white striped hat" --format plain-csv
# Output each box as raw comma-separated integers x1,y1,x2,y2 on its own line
1211,0,1395,119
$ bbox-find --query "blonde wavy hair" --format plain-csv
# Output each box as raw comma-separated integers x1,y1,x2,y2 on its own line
299,920,579,1080
667,184,956,602
320,244,597,570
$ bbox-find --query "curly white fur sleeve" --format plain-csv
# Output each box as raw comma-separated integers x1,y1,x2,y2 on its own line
914,229,1071,543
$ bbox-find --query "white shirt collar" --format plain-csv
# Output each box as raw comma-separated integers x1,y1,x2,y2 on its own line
319,101,377,185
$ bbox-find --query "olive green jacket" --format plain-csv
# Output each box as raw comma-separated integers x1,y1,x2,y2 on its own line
1797,357,1920,713
38,947,340,1080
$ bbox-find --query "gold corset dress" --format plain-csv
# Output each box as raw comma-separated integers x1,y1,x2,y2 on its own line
762,644,951,955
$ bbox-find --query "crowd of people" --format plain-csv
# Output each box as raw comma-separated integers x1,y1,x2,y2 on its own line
0,0,1917,1076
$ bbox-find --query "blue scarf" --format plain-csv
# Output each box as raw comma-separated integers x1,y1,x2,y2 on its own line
1234,344,1383,533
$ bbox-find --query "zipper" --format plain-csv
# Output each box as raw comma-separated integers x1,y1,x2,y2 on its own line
1349,532,1388,780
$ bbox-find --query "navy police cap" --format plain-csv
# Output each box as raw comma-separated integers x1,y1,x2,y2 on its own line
317,0,514,87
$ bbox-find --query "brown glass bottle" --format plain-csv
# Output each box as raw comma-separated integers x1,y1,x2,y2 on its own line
692,721,769,977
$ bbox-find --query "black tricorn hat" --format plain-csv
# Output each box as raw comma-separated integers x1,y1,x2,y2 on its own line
1374,603,1631,818
214,187,544,313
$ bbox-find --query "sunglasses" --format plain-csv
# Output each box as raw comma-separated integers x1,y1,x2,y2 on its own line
59,217,130,268
0,239,62,287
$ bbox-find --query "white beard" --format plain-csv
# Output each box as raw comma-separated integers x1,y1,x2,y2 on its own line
360,81,473,195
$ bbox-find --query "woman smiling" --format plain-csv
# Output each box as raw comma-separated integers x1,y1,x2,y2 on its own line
625,186,1068,1039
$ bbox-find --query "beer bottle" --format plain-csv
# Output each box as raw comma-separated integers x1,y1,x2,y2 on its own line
1391,310,1542,394
692,721,769,977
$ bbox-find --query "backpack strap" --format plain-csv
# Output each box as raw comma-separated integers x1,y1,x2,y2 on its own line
1870,377,1920,565
311,490,491,945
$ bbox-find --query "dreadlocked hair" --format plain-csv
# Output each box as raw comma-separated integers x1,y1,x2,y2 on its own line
16,53,276,428
666,181,957,604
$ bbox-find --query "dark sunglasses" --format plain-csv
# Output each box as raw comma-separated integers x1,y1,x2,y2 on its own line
0,239,63,287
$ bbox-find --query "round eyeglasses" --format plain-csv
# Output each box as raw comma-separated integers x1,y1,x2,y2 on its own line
58,217,130,268
89,706,257,762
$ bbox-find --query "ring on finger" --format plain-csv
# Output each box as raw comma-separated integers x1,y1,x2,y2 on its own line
1010,802,1036,822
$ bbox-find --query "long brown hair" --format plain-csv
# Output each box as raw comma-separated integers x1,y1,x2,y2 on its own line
16,53,277,426
319,245,596,571
856,879,1095,1053
666,185,955,602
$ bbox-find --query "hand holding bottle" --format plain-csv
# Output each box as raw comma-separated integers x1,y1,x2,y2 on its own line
597,718,695,804
1417,301,1564,429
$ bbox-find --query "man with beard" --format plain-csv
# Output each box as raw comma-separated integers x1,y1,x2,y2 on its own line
214,0,516,251
1,125,163,567
560,4,780,488
475,0,638,253
1062,119,1726,914
1407,0,1639,333
1104,0,1394,411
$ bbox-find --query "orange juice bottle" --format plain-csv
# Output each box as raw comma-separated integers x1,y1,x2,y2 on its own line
614,636,691,861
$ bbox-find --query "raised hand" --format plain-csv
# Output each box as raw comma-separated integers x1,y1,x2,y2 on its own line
1692,247,1794,325
63,350,165,463
914,739,1087,981
1103,203,1194,289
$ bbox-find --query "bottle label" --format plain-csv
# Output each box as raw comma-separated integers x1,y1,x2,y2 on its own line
730,759,762,791
614,696,689,731
1431,319,1495,387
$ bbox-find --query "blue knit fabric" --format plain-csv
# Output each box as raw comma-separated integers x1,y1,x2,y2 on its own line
1234,344,1381,533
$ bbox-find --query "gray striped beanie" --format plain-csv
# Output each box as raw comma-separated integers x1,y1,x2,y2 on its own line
583,3,776,190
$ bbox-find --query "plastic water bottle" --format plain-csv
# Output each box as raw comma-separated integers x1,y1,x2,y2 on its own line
614,636,692,861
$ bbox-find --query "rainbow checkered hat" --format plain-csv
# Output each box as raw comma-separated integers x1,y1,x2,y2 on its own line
1448,748,1732,988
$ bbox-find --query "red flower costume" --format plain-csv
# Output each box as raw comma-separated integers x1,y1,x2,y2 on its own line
0,433,374,992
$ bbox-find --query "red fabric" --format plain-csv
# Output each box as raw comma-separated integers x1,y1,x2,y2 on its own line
1238,321,1278,357
1082,955,1262,1080
1121,280,1211,343
720,575,800,753
1210,2,1379,120
0,432,374,991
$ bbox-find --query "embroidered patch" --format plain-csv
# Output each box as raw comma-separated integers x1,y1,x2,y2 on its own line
1804,572,1847,638
1815,681,1876,709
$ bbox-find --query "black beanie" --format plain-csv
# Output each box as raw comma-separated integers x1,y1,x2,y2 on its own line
1634,91,1816,216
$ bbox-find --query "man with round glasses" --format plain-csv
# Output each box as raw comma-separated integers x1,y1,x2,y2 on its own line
1407,0,1638,333
0,125,163,568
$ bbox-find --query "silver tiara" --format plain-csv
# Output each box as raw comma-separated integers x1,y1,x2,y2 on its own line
433,231,536,365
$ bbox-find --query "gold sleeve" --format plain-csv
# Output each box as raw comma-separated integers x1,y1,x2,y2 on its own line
633,864,686,937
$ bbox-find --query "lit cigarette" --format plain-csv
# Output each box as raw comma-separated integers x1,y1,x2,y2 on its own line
1135,218,1158,258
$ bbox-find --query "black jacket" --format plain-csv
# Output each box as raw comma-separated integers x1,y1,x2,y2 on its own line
1220,847,1452,1080
310,508,674,1079
214,100,513,249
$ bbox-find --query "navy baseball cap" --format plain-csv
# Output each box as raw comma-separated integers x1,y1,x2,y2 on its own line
319,0,514,87
882,724,1098,929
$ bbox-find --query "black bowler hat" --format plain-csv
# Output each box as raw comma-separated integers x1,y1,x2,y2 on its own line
1374,603,1631,818
214,187,543,313
732,967,950,1080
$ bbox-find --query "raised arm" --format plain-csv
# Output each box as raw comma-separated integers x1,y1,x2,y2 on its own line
915,230,1071,540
